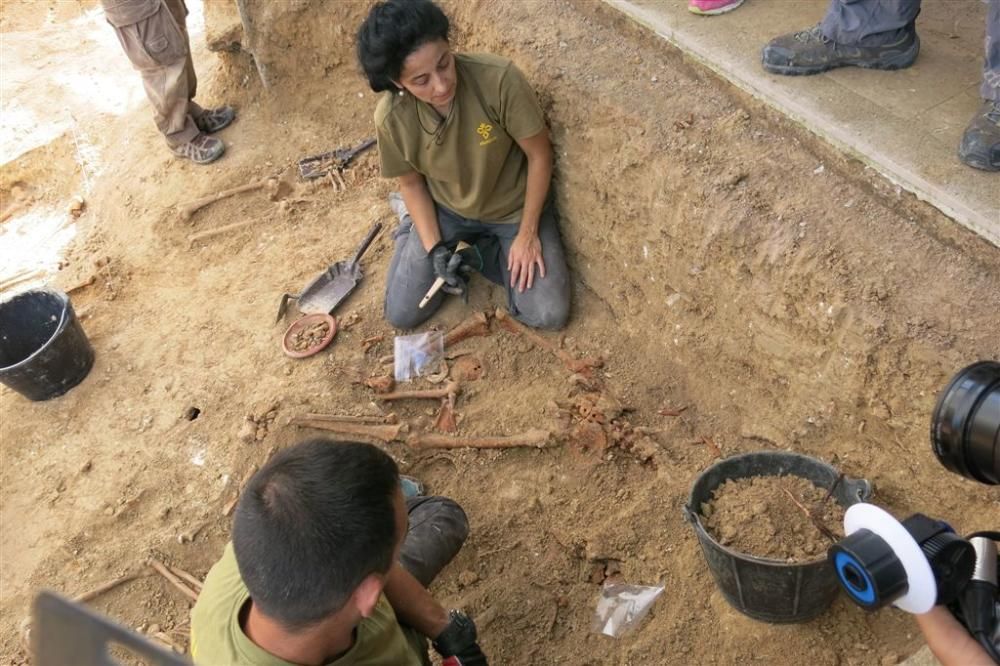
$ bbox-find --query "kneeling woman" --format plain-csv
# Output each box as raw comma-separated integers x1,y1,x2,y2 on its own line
357,0,570,331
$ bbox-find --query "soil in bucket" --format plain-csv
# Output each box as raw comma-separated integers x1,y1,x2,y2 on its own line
702,475,846,563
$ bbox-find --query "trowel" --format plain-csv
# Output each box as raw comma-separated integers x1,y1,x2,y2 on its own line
276,221,382,323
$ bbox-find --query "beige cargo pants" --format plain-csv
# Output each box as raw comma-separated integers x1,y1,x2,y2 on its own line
101,0,202,147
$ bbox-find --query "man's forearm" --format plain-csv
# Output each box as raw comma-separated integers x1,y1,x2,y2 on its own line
383,563,449,639
399,177,441,252
518,141,552,237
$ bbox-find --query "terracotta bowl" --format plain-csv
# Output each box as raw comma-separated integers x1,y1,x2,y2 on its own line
281,313,337,359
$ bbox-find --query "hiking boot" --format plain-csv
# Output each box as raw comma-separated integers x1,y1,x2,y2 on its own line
171,133,225,165
761,24,919,76
689,0,744,16
958,100,1000,172
194,105,236,134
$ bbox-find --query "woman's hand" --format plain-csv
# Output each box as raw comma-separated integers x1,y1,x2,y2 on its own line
508,231,545,293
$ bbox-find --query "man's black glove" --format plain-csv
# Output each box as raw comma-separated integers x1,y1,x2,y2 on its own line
430,242,467,296
433,610,488,666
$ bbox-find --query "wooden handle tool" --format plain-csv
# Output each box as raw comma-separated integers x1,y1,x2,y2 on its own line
419,241,470,309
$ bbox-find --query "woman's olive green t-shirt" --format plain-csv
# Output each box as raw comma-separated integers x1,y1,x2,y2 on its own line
375,52,547,223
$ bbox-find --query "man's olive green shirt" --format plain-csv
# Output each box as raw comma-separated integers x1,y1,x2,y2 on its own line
189,544,429,666
375,53,546,223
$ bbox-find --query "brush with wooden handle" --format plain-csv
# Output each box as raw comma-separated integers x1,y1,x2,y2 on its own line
419,241,471,309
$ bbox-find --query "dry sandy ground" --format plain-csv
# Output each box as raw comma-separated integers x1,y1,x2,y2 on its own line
2,1,999,665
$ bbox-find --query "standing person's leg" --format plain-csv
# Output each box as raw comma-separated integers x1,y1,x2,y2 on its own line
161,0,235,134
398,496,469,588
488,203,571,331
104,0,223,163
762,0,921,75
982,0,1000,103
103,0,231,163
959,0,1000,171
820,0,921,46
107,1,196,145
384,197,476,329
161,0,199,117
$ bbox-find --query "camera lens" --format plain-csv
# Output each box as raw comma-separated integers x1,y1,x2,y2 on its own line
930,361,1000,485
830,529,907,609
830,511,976,612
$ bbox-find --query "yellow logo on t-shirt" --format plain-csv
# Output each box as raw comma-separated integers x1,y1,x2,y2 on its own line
477,122,496,146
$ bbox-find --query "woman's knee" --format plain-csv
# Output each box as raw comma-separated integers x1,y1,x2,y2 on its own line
523,302,570,331
511,258,571,329
384,298,433,330
383,244,439,329
512,287,570,330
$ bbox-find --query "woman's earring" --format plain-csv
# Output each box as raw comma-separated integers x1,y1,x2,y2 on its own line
398,89,405,96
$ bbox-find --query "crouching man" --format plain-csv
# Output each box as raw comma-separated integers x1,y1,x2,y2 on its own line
190,438,487,665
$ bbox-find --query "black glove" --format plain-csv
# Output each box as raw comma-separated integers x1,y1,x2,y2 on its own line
430,242,466,296
433,610,488,666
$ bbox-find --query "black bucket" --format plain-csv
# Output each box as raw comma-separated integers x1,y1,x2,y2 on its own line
0,289,95,401
684,451,871,623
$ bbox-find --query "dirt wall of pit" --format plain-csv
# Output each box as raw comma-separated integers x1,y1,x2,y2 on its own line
1,1,997,663
230,0,1000,460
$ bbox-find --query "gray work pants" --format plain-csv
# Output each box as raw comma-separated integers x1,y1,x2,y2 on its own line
384,201,572,331
102,0,202,147
984,0,1000,100
395,495,468,665
821,0,1000,101
399,496,469,588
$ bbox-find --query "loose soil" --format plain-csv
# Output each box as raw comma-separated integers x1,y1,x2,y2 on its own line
703,475,846,562
2,1,1000,666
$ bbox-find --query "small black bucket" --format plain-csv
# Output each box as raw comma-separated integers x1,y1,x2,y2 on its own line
0,289,95,401
684,451,871,623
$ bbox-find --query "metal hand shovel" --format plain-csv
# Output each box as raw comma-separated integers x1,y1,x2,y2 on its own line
276,221,383,323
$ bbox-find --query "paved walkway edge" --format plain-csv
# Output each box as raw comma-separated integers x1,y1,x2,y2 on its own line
602,0,999,248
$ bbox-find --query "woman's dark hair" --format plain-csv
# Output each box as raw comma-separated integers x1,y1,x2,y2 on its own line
232,438,400,631
356,0,450,92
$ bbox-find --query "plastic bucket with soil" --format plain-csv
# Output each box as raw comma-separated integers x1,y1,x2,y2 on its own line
684,451,871,623
0,289,94,401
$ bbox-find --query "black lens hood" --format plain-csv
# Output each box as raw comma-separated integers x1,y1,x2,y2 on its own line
930,361,1000,485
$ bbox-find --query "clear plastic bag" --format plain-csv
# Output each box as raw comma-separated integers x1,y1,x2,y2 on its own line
394,331,444,382
591,582,664,638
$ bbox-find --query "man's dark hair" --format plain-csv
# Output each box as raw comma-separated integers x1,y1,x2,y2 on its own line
356,0,451,92
232,438,400,630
